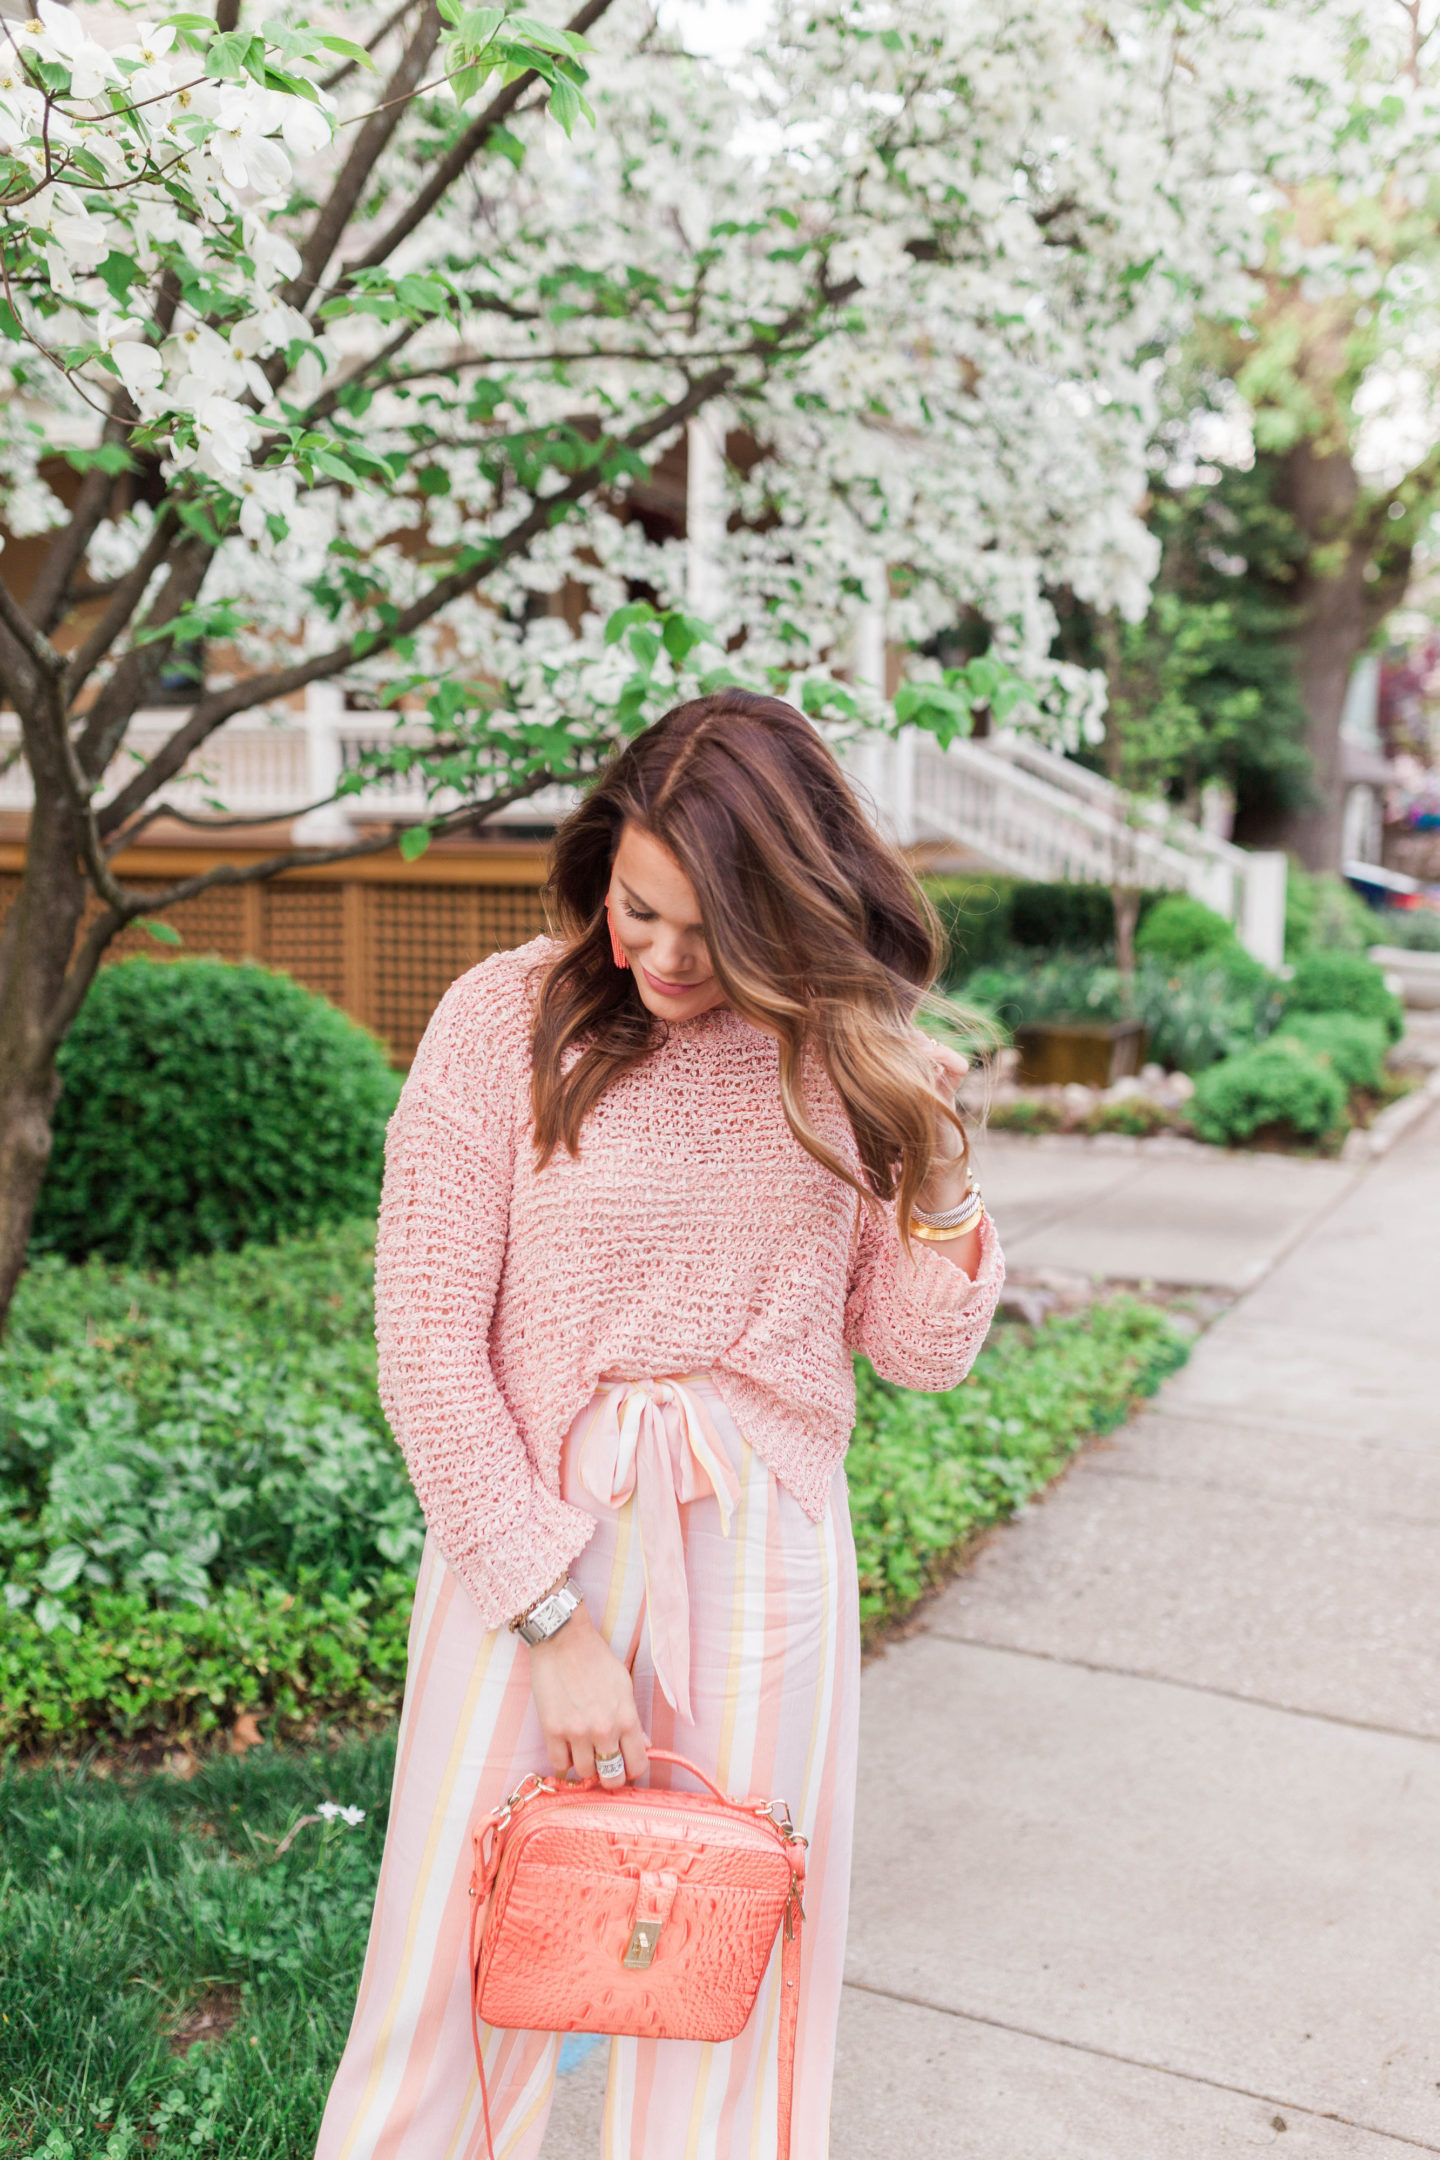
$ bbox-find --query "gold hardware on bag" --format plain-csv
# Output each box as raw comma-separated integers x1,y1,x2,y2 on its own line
623,1918,662,1968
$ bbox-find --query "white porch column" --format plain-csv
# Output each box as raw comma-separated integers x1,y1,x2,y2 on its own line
1239,849,1287,970
685,410,727,623
292,681,355,845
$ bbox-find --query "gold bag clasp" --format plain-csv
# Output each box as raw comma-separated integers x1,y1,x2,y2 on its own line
622,1918,661,1968
622,1869,677,1968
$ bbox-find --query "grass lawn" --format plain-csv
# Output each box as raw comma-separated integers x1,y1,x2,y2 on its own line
0,1732,395,2160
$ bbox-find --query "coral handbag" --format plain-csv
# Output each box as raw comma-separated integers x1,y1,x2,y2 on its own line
469,1749,807,2159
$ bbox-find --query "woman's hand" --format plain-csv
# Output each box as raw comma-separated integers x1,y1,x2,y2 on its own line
909,1030,983,1272
526,1603,649,1785
912,1031,971,1204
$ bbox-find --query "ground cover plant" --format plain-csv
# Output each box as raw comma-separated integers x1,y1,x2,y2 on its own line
0,1229,1189,1751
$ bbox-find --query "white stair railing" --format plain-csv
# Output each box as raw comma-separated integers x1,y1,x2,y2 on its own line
847,729,1287,969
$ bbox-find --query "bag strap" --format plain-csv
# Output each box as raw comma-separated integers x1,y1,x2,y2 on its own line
469,1866,804,2160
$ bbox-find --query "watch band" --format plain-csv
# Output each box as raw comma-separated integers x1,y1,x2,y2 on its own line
510,1578,582,1647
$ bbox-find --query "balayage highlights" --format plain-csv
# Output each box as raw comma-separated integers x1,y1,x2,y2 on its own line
531,691,991,1232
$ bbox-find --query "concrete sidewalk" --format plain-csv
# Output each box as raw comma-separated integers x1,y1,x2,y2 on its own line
975,1128,1360,1292
837,1101,1440,2156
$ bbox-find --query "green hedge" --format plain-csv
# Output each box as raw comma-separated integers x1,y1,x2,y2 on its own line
924,876,1161,977
0,1231,1189,1744
32,959,400,1267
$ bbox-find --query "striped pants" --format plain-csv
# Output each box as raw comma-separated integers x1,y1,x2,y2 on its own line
315,1375,861,2160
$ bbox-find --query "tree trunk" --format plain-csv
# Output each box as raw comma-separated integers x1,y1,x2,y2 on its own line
1269,441,1407,872
0,790,92,1333
1112,883,1141,996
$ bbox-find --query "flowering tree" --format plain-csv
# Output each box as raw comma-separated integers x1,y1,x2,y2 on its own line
1152,0,1440,867
0,0,1292,1322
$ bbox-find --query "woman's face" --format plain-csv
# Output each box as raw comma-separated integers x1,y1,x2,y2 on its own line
607,823,727,1022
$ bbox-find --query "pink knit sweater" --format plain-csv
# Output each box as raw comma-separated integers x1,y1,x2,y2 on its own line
375,937,1005,1625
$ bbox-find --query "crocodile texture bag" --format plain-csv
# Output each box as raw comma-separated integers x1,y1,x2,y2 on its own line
469,1749,807,2159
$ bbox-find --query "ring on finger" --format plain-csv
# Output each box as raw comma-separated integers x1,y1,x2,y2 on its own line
595,1749,626,1781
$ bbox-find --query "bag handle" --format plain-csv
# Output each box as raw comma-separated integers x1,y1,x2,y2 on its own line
642,1746,734,1805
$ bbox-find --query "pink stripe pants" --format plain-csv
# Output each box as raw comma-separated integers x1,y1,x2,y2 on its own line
315,1376,860,2160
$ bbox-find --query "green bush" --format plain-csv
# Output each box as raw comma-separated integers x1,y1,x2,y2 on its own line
1284,949,1405,1042
848,1297,1189,1627
924,876,1020,975
1008,881,1122,950
1134,893,1234,965
32,959,401,1266
0,1228,1189,1745
965,950,1275,1073
1284,865,1378,959
1189,1038,1348,1147
963,952,1125,1028
1272,1012,1389,1093
1370,909,1440,953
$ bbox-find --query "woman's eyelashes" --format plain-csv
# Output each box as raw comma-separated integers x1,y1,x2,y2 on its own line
622,903,655,922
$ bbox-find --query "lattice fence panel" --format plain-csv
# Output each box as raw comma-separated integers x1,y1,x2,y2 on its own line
0,876,249,964
105,886,250,964
368,882,547,1060
262,885,346,1007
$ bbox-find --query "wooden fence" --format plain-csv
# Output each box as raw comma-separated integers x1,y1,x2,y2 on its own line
0,844,551,1063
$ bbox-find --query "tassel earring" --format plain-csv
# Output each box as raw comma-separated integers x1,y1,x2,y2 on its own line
606,903,630,970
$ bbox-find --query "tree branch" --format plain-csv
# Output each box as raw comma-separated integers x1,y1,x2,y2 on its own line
25,423,129,633
108,767,564,915
285,2,444,312
322,0,420,89
0,569,62,678
74,534,215,780
335,0,618,299
63,509,182,717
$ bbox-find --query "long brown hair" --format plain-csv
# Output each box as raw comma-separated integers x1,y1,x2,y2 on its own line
532,690,985,1228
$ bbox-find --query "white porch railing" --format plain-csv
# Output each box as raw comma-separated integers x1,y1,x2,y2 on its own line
847,729,1288,969
0,689,577,835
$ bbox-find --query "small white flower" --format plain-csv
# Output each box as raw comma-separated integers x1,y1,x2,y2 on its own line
316,1800,366,1825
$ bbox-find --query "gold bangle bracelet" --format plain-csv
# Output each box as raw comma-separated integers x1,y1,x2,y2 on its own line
912,1207,984,1243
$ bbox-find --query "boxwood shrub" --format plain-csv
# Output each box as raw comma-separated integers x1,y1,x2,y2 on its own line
1272,1011,1389,1093
32,959,401,1266
1284,950,1405,1043
1189,1037,1348,1147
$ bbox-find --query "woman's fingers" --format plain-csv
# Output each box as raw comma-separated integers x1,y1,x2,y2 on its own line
619,1717,649,1785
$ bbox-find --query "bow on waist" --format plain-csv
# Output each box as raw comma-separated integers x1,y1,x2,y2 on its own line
576,1377,740,1724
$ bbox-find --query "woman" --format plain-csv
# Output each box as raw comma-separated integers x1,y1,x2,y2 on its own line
317,690,1003,2160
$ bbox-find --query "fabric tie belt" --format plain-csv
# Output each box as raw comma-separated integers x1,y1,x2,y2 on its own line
576,1377,741,1724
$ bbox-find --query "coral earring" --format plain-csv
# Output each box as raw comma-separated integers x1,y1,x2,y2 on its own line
606,905,630,970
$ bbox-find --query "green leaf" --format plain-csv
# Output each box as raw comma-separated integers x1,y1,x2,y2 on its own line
398,826,432,862
604,601,656,647
62,443,136,477
38,1546,88,1594
135,917,183,946
548,72,582,135
313,33,377,67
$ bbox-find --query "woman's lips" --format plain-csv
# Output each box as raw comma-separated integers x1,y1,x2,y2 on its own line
642,966,712,998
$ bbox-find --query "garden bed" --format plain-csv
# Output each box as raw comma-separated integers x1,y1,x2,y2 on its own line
0,1227,1190,1751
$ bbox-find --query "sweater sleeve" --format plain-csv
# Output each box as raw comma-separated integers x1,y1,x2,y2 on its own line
373,960,594,1626
843,1197,1005,1393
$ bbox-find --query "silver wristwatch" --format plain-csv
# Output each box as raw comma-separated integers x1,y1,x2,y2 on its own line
510,1577,582,1647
